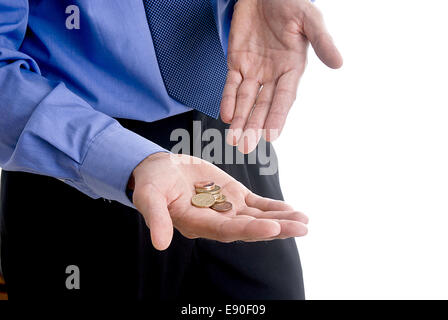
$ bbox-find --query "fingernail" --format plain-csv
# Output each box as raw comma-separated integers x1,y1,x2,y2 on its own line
267,220,282,236
227,128,242,146
263,128,280,142
238,129,260,154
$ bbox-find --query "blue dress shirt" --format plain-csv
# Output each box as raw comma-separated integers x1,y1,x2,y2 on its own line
0,0,234,207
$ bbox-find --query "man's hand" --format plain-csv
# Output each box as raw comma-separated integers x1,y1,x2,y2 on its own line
131,152,308,250
221,0,343,153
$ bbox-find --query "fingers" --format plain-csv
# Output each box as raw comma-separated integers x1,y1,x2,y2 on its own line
226,79,261,146
238,209,308,239
238,83,276,154
242,194,309,239
222,217,282,241
239,207,309,225
220,70,242,124
246,220,308,241
134,184,174,251
276,220,308,238
263,70,300,141
182,207,281,242
303,4,343,69
246,191,294,212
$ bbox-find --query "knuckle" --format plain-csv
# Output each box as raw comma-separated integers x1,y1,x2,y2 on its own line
142,216,152,230
244,119,262,129
220,94,235,105
216,224,234,243
279,201,294,211
237,91,251,101
269,109,288,119
276,88,297,100
231,115,246,124
291,212,303,221
254,101,270,110
226,79,241,87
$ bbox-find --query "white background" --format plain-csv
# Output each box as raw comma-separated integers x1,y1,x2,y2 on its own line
276,0,448,299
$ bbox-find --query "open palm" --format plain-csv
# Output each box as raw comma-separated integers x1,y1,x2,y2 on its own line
132,153,308,250
221,0,343,153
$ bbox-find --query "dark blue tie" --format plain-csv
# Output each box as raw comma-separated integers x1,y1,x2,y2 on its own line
143,0,228,119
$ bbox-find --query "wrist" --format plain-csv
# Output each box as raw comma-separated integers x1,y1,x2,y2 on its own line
129,152,170,190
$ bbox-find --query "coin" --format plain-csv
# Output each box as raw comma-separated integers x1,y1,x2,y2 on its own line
191,193,216,208
211,201,233,212
194,181,215,192
214,193,226,203
196,185,221,195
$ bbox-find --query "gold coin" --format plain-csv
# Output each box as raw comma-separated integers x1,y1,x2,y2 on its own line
191,193,216,208
194,181,215,192
211,201,233,212
196,185,221,195
214,194,226,203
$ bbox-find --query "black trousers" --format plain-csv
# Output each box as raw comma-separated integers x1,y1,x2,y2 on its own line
0,111,304,300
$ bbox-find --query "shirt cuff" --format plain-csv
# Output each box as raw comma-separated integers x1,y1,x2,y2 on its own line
79,122,167,208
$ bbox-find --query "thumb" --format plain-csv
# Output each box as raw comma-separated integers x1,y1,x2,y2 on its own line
134,184,174,251
303,4,343,69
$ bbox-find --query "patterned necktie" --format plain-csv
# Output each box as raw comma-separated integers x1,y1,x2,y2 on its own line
142,0,228,119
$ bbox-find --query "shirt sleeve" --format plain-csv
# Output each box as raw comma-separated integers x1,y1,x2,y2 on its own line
0,1,167,208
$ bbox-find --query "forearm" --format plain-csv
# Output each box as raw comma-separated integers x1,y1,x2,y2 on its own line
0,62,167,207
0,2,166,207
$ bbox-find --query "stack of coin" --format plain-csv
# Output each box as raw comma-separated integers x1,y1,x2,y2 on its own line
191,181,233,212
